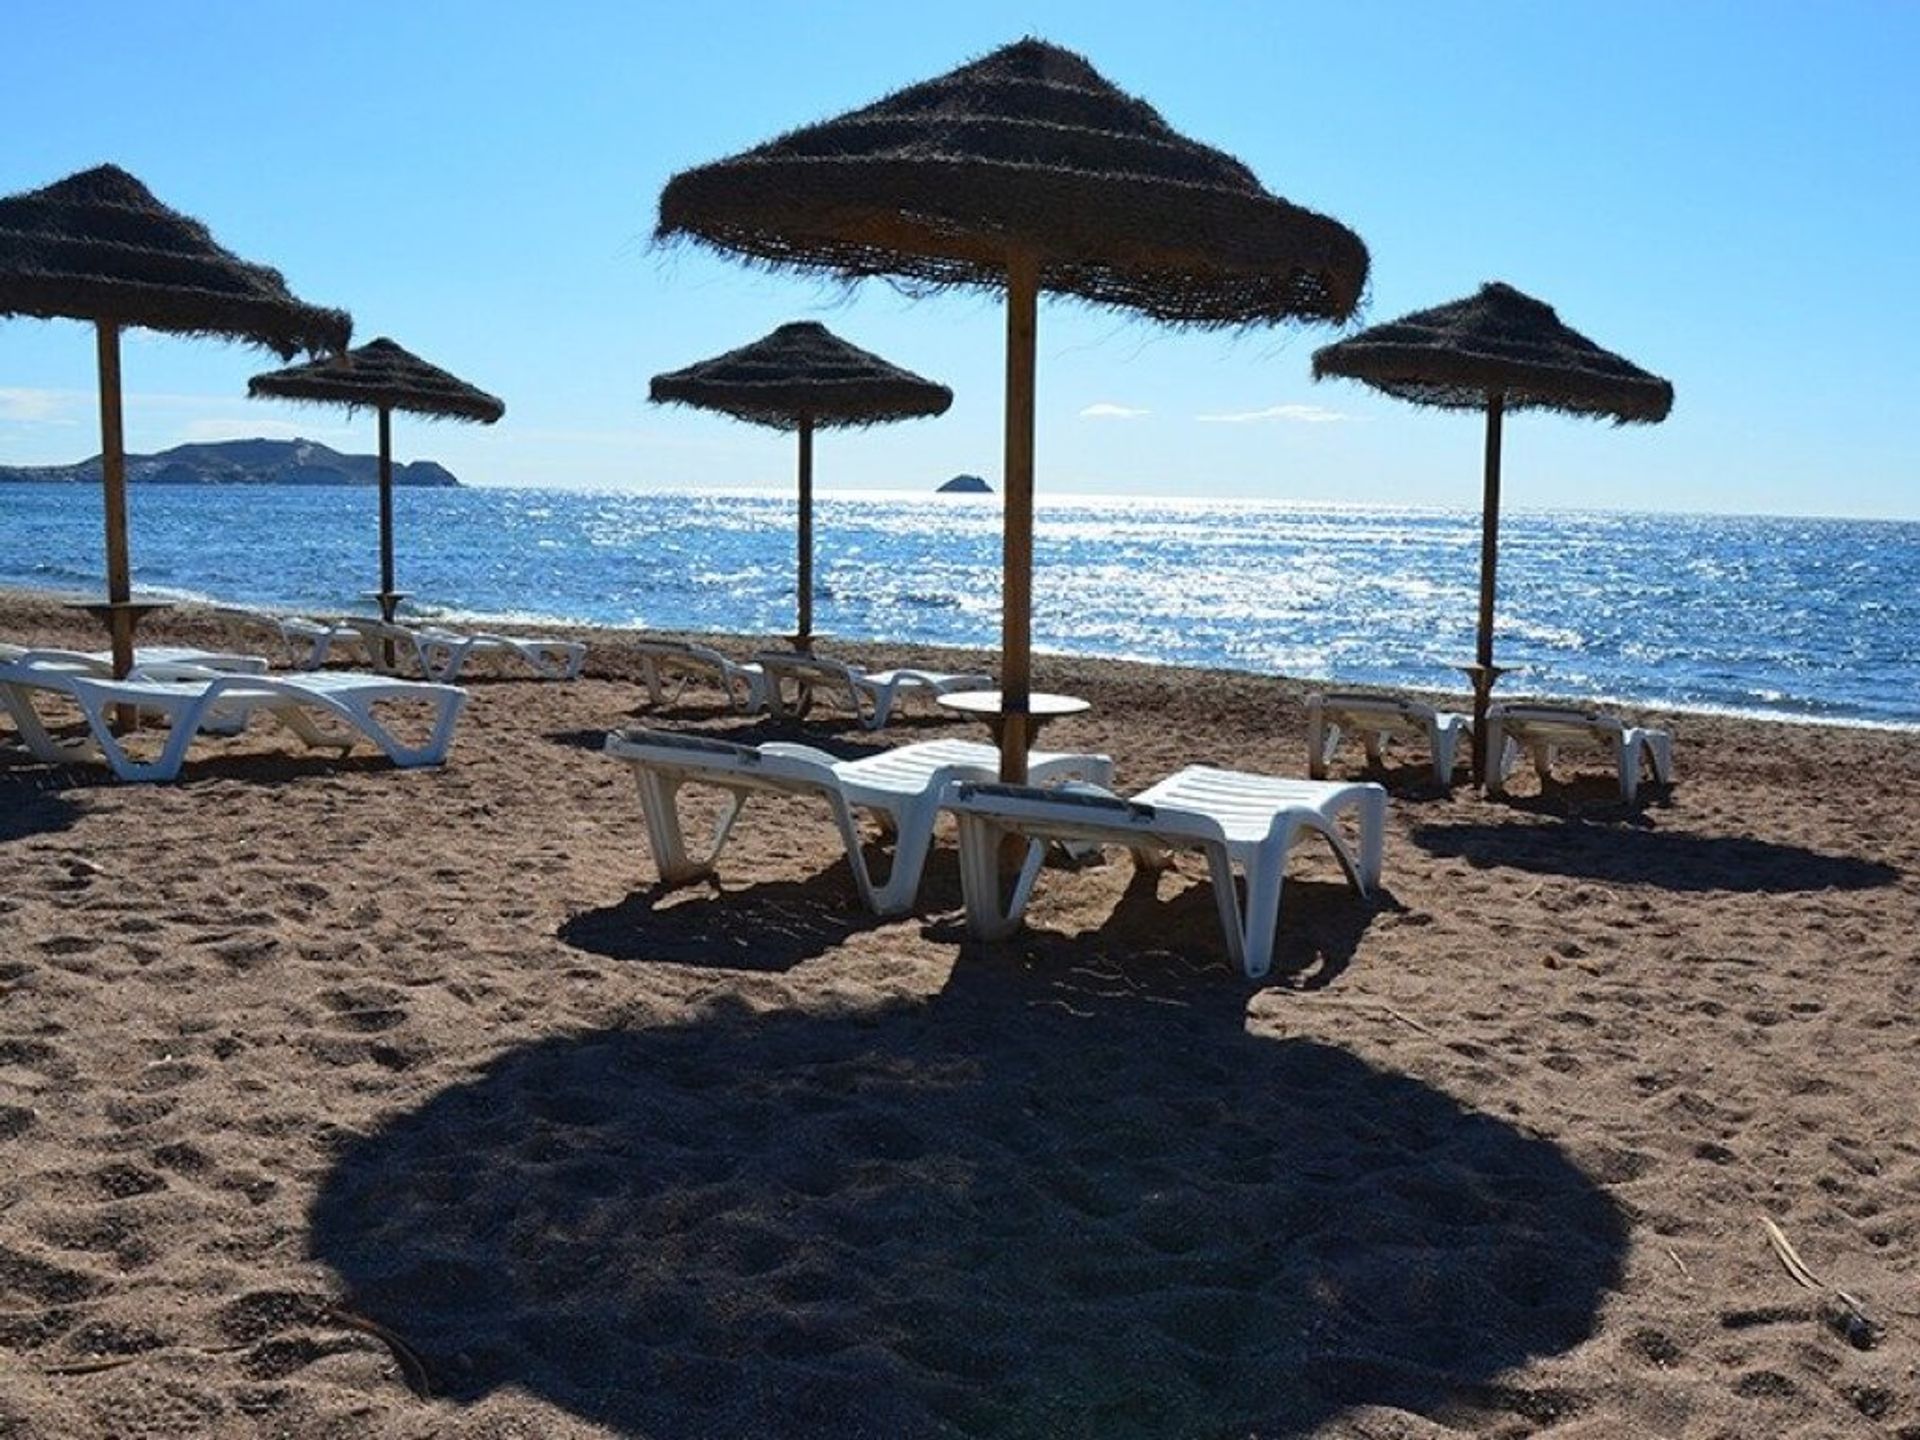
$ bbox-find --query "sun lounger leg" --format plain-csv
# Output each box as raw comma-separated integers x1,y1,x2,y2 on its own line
1200,845,1260,976
1484,713,1510,795
1529,741,1556,784
330,692,463,767
266,705,357,754
418,640,469,683
522,642,586,680
1127,843,1175,873
766,672,813,720
0,684,100,765
1307,714,1335,780
1617,738,1642,805
67,690,200,782
1645,731,1674,786
860,794,947,916
289,629,333,670
631,772,746,885
734,670,768,714
955,813,1045,941
639,655,668,708
1353,787,1386,893
1431,726,1462,786
818,792,884,909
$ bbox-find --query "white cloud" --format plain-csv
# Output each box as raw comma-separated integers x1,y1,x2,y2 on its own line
1195,403,1349,425
1078,402,1151,420
0,387,80,424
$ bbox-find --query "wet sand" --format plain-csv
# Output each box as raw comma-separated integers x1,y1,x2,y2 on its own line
2,588,1916,1437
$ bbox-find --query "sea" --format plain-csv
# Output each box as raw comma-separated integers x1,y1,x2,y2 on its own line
3,482,1917,728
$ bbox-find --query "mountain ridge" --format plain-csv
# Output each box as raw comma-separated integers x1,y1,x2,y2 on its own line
0,437,461,488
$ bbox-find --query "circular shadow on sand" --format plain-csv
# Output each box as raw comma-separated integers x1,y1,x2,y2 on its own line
309,960,1627,1438
0,773,83,841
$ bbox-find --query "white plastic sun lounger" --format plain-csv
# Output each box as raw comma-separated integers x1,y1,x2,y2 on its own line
207,607,365,671
754,650,992,730
1307,691,1472,786
345,618,586,682
0,647,274,737
945,765,1388,979
603,730,1112,916
633,639,768,714
1485,703,1674,804
0,660,465,782
267,616,372,670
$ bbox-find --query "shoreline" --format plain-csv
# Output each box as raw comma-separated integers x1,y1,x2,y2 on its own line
6,576,1916,736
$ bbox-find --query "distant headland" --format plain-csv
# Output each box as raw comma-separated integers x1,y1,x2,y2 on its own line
0,438,461,488
937,473,991,494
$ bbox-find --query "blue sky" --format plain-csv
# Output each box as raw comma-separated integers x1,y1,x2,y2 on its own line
2,1,1915,518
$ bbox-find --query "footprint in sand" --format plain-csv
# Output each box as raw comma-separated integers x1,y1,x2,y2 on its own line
316,984,410,1033
84,1161,169,1202
36,934,99,956
0,1242,108,1307
0,1036,74,1080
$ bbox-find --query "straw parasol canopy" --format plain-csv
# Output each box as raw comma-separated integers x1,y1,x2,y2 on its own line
659,37,1369,779
1313,281,1674,781
651,321,951,647
249,338,504,619
0,163,352,674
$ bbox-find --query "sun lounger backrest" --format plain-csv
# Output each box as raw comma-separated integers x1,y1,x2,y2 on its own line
1323,692,1430,719
756,651,854,681
607,728,763,763
954,781,1157,823
1499,705,1621,730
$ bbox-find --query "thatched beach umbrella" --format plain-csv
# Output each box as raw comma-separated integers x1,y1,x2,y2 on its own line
659,37,1368,781
0,164,350,675
1312,282,1674,782
249,338,504,621
650,321,951,649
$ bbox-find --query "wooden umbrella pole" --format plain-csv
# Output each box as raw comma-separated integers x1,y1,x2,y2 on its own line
999,249,1040,784
796,415,814,649
1472,389,1505,783
377,406,397,621
95,320,137,689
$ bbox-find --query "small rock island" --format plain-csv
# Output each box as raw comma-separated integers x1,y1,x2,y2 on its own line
937,473,992,494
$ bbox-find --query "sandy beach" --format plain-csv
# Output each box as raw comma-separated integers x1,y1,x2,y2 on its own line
1,586,1916,1438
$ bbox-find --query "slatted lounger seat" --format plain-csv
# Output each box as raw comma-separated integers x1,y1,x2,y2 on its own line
0,659,465,782
346,619,586,682
755,650,992,730
1307,690,1472,786
633,639,769,714
1485,703,1674,804
603,730,1111,916
945,765,1388,980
